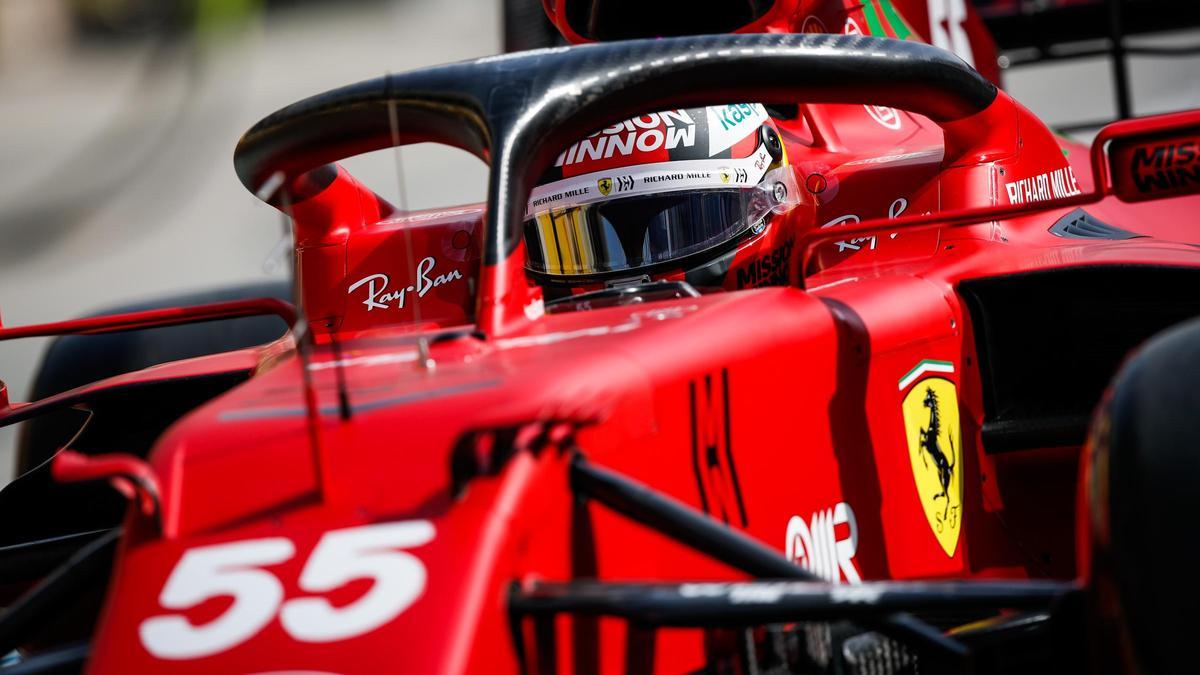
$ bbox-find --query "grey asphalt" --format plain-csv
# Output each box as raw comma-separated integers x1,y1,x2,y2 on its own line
1,5,1198,487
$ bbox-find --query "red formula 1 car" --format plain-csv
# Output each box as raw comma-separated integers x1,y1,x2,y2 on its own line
3,1,1200,673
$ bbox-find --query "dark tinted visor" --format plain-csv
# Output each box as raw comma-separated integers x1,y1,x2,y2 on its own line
525,189,761,277
564,0,776,41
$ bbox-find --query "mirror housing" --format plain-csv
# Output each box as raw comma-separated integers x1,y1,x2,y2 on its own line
1093,109,1200,203
52,450,161,526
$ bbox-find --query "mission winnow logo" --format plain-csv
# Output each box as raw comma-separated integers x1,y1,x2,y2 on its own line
1129,138,1200,193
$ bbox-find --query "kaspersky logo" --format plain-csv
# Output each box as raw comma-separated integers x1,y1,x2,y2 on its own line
713,103,762,131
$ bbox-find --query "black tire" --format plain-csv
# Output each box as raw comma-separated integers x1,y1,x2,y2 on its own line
15,280,292,475
1091,316,1200,675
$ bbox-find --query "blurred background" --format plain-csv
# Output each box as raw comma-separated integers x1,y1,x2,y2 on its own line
1,0,1198,485
0,0,499,482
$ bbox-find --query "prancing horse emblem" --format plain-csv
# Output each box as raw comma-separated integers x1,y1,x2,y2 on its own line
597,177,613,196
919,387,956,516
901,370,963,557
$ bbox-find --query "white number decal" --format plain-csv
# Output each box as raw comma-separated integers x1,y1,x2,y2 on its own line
140,538,295,659
280,521,434,642
928,0,975,67
139,521,434,660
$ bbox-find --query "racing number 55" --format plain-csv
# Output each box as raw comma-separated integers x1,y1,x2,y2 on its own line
139,521,435,660
927,0,975,68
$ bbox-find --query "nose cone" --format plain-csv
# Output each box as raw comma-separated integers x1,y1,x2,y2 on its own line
88,483,530,675
87,401,546,675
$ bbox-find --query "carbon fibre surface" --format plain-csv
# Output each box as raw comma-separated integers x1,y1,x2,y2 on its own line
234,33,997,264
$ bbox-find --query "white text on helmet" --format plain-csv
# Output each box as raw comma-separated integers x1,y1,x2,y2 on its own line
556,110,696,167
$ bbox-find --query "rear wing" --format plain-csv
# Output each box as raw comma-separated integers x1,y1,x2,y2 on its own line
981,0,1200,131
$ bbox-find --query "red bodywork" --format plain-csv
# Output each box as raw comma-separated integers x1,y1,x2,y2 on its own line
4,7,1200,675
544,0,1002,84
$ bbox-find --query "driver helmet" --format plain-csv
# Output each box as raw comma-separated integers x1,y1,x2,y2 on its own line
523,104,806,291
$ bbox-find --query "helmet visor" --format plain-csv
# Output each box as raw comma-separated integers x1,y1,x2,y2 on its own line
524,167,799,278
564,0,777,41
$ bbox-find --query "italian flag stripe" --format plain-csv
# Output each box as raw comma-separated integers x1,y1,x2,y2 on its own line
862,1,892,38
876,0,915,40
898,359,956,391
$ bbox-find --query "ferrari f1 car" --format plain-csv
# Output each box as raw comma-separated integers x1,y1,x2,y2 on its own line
3,2,1200,674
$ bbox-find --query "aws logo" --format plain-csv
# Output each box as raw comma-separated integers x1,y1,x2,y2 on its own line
785,502,860,584
899,360,963,557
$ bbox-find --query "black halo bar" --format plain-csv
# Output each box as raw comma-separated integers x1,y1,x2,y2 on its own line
511,579,1081,627
235,33,997,268
0,529,120,656
567,456,969,662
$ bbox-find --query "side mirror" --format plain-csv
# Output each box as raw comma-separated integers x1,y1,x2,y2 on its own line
1093,109,1200,203
52,450,161,528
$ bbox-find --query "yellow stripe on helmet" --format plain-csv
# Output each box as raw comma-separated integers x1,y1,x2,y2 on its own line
536,213,563,275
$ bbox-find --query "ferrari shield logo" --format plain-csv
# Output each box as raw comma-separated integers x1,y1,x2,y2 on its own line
718,169,733,184
597,177,613,196
900,368,963,557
